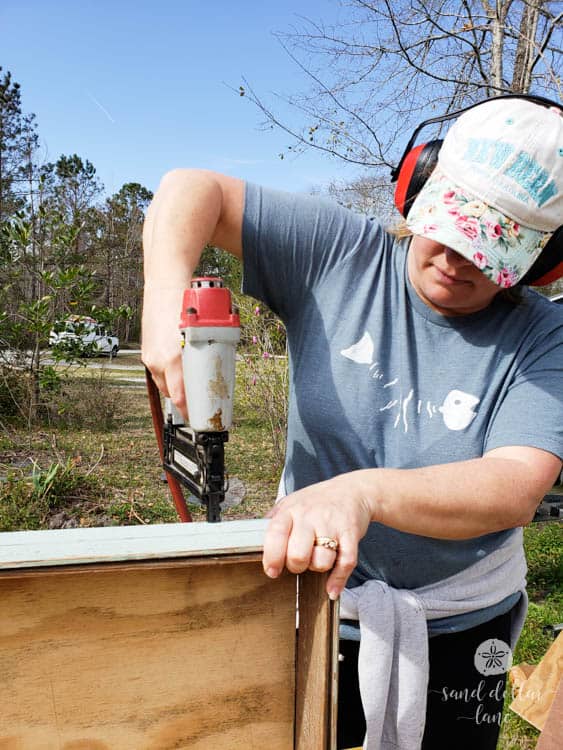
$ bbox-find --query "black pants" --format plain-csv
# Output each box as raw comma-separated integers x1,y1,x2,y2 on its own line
337,608,514,750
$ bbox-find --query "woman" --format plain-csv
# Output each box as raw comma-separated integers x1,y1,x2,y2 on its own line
142,97,563,749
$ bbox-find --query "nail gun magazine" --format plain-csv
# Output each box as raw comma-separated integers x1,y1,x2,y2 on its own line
162,277,240,522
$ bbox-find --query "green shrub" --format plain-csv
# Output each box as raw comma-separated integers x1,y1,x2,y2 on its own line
0,457,99,531
44,372,125,430
235,298,288,471
0,365,28,417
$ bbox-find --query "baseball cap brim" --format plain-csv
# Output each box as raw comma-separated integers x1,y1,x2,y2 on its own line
405,166,552,288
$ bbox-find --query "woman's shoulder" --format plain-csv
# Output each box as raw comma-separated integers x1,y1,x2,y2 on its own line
505,288,563,355
246,181,389,234
520,288,563,325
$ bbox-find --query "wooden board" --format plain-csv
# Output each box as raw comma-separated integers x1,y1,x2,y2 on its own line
295,571,339,750
0,521,337,749
510,632,563,730
0,519,268,569
536,678,563,750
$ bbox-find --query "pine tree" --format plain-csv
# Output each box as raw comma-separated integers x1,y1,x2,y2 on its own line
0,67,38,223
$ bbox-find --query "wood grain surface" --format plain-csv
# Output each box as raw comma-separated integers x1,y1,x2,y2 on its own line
510,632,563,731
0,556,296,749
536,678,563,750
295,571,339,750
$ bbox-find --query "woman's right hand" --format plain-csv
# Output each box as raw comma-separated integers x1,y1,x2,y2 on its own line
141,283,188,417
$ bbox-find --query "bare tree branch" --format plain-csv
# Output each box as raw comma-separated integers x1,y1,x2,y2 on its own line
237,0,562,199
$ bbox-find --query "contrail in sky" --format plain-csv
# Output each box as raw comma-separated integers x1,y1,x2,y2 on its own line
86,90,115,123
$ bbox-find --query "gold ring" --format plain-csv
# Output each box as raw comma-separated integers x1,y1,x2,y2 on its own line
314,536,339,551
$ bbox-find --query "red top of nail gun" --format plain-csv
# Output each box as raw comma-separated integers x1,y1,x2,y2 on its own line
180,277,240,328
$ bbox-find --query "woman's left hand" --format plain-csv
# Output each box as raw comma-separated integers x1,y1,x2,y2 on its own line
262,473,374,600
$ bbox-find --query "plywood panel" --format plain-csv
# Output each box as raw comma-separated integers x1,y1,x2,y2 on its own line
0,556,296,749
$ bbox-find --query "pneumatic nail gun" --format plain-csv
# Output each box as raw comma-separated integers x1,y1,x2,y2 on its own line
162,277,240,522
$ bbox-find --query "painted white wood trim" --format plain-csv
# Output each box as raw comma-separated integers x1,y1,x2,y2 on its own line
0,519,268,570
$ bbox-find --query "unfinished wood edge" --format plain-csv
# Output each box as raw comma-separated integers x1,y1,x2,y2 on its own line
329,594,340,750
295,571,339,750
0,552,265,580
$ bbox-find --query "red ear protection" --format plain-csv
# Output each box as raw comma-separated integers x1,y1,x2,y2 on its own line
391,95,563,286
393,140,441,218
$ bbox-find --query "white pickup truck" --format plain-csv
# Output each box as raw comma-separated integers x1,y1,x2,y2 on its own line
49,317,119,357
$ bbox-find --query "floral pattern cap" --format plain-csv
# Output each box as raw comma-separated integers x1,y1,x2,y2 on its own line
406,167,552,287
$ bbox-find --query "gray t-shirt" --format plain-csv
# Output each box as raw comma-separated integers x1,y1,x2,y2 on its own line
242,183,563,634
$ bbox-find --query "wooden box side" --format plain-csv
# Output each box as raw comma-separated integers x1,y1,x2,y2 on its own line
0,555,296,749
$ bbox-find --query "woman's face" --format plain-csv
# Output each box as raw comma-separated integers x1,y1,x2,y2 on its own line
408,235,501,316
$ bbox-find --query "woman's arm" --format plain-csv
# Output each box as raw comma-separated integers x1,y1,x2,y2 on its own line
263,445,562,599
142,169,244,414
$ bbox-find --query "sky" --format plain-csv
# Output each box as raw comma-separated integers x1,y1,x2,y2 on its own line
1,0,362,198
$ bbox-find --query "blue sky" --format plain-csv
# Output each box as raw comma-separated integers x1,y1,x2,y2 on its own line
1,0,361,197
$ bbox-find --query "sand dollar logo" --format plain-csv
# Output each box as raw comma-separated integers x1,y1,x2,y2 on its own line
474,639,512,676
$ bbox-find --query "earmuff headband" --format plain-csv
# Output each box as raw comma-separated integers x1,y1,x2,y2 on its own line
391,94,563,182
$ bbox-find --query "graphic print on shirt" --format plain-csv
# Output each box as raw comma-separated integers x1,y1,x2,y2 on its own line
341,331,480,433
